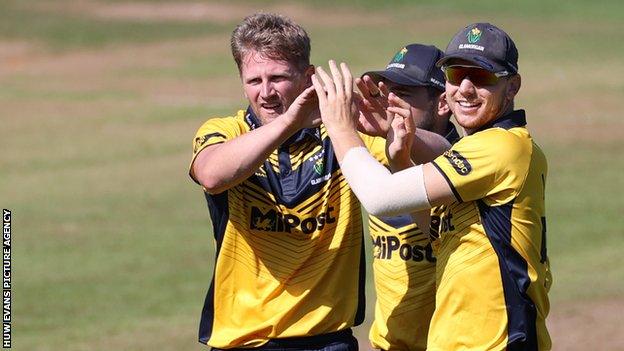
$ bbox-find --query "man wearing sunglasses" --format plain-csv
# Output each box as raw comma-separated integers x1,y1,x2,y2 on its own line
312,22,551,350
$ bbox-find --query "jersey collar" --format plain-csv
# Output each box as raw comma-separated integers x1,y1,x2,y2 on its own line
444,123,461,144
245,106,322,146
476,109,527,133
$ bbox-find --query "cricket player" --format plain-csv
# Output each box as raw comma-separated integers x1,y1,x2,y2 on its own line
312,23,552,350
355,44,459,351
187,13,444,350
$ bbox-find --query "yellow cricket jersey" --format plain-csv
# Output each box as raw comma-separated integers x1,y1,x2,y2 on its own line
428,110,551,351
367,126,460,351
189,108,372,349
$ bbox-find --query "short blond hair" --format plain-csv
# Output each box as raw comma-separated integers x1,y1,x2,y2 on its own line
231,13,311,73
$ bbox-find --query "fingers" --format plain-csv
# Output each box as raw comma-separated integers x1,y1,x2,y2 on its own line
391,115,407,137
352,90,364,104
403,109,416,134
292,85,318,109
387,93,414,134
315,66,335,100
388,92,410,109
311,74,327,105
387,106,411,120
340,62,353,99
355,77,368,98
356,75,375,99
300,85,317,99
328,60,344,99
363,75,381,98
378,81,390,98
316,61,354,102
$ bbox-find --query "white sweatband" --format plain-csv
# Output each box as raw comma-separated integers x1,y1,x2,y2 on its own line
340,147,431,217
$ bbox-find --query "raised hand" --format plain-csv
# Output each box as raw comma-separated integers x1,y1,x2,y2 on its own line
311,60,358,134
386,92,416,170
282,85,321,130
311,60,365,161
355,75,393,137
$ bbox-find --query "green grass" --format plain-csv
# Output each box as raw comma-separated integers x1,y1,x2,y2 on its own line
0,1,231,50
2,0,624,349
542,141,624,301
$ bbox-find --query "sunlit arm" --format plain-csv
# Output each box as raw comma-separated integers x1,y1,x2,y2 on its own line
192,117,299,194
410,128,451,164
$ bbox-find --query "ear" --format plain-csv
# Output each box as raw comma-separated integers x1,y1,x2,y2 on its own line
304,64,315,84
437,90,450,117
506,74,521,99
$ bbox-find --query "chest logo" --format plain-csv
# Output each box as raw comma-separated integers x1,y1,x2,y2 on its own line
313,159,324,175
250,206,336,234
373,235,436,263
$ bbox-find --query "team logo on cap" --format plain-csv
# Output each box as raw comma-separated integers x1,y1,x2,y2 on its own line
392,47,408,62
467,27,482,44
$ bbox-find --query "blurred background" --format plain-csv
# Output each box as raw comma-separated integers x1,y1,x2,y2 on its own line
2,0,623,349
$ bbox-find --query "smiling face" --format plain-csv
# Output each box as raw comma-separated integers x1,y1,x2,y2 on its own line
444,59,521,134
240,51,312,124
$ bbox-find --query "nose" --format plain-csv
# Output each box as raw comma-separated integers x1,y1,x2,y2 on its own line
458,77,476,97
260,81,276,98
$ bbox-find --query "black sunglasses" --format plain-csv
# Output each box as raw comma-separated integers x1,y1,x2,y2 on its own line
442,65,510,86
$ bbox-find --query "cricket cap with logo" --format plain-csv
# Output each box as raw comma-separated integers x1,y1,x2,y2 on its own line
436,23,519,74
363,44,446,90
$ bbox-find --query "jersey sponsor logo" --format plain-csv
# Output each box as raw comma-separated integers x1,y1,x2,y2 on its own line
373,235,436,263
443,150,472,175
250,206,336,234
193,132,226,153
430,212,455,241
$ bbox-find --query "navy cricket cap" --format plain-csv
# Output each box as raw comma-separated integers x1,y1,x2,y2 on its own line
363,44,446,90
436,23,519,74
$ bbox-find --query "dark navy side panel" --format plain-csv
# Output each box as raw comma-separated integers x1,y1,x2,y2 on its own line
198,191,229,345
477,200,537,351
444,123,461,145
354,233,366,326
377,213,416,228
250,136,340,208
198,281,215,345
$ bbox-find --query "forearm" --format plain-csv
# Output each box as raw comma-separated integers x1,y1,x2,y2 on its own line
410,210,432,237
410,128,451,164
325,127,366,162
388,151,415,173
388,153,431,235
341,147,431,217
193,117,299,193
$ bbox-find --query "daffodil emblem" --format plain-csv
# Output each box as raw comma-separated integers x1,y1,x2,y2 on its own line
313,159,324,175
467,27,482,43
392,47,408,62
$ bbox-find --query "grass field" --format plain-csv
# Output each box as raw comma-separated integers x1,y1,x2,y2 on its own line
2,0,624,350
